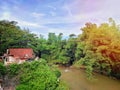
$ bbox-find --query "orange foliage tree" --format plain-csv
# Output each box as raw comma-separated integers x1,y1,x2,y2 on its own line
77,18,120,78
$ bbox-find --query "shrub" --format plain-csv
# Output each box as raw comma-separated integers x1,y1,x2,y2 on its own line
7,63,20,77
56,81,70,90
16,59,59,90
0,62,6,77
53,69,61,78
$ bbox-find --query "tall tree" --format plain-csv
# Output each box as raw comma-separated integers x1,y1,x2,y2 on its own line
0,20,38,56
76,19,120,78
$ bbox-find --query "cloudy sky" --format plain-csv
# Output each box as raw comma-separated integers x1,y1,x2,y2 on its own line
0,0,120,37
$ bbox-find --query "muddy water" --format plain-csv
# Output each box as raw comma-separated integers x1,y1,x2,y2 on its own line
59,67,120,90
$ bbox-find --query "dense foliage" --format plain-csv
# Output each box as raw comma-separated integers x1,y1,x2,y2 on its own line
16,59,60,90
36,33,77,65
0,62,6,78
0,20,76,65
1,59,69,90
7,63,20,77
75,18,120,79
1,19,120,80
0,20,38,55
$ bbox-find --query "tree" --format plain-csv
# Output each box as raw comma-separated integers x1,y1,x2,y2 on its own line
0,20,38,56
75,19,120,78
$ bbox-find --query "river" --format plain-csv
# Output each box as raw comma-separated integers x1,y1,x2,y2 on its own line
59,66,120,90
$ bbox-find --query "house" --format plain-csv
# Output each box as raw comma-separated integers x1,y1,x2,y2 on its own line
3,48,34,65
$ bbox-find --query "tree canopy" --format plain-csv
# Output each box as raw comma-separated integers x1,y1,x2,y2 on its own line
0,20,38,55
75,18,120,79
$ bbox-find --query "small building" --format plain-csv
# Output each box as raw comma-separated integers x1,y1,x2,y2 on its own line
3,48,34,65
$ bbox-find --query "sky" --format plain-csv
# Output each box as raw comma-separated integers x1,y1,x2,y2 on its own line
0,0,120,37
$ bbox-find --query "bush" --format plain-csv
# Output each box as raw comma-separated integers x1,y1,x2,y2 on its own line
16,59,59,90
53,69,61,78
0,62,6,77
56,81,70,90
16,84,28,90
7,63,20,77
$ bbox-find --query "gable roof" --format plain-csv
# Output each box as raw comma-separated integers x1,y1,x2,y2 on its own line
8,48,34,59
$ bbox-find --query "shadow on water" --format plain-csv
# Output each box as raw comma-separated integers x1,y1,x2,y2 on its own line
59,66,120,90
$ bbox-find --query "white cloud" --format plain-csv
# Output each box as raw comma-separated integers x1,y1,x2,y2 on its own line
32,12,45,18
0,11,11,20
47,5,56,10
62,4,73,17
49,11,56,16
18,20,42,28
0,11,44,28
56,0,120,25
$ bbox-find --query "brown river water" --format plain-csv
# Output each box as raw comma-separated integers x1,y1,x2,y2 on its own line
59,66,120,90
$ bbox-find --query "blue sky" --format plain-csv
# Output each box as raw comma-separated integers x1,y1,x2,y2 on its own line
0,0,120,37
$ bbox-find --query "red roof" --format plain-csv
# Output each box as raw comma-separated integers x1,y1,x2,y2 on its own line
8,48,34,60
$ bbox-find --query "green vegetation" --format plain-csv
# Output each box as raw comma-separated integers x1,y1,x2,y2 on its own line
7,63,20,77
75,18,120,79
36,33,77,65
1,18,120,86
16,59,59,90
0,62,6,78
56,80,70,90
1,59,69,90
0,20,38,56
0,20,77,65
